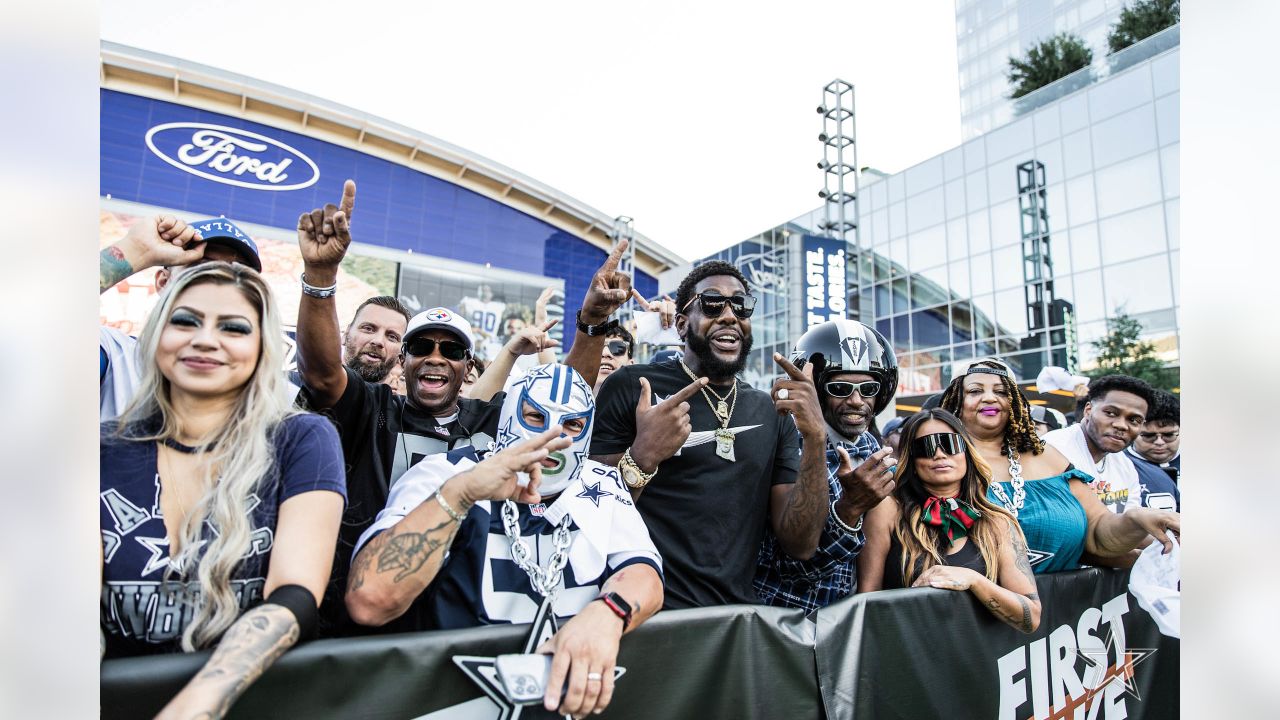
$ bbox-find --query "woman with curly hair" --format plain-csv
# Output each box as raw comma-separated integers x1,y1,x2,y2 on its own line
940,358,1179,573
101,262,345,718
857,409,1041,634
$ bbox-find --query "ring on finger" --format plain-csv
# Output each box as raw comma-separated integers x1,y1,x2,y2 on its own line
586,672,603,682
777,388,790,400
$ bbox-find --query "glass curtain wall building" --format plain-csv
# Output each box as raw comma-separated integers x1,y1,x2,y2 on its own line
957,0,1128,138
694,28,1178,402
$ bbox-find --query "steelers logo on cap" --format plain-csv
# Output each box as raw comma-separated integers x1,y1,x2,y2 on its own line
426,308,453,322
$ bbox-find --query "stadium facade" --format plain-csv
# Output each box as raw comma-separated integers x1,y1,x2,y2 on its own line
686,18,1179,411
98,42,681,360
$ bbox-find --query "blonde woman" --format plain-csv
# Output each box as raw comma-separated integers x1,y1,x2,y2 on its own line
100,262,345,718
857,409,1041,634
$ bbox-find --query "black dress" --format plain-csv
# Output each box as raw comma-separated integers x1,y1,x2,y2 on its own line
882,533,988,590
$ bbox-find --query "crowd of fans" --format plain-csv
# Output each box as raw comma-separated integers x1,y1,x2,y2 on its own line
98,180,1181,719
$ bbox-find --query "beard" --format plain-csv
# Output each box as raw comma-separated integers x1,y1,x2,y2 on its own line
685,326,753,379
345,351,396,383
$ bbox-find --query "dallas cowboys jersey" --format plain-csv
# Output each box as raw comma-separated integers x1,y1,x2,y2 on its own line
99,414,346,658
459,298,507,338
354,447,661,632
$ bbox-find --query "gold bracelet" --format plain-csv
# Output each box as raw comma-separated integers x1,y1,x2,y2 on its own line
435,490,466,523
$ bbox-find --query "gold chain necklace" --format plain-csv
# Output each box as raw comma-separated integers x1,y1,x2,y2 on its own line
679,360,740,462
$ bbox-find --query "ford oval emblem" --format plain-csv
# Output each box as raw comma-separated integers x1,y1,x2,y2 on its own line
145,122,321,191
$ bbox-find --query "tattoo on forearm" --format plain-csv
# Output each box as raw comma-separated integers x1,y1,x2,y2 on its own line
780,457,829,545
185,604,299,719
100,246,134,292
1009,522,1036,584
347,540,375,593
375,518,458,583
1017,596,1033,633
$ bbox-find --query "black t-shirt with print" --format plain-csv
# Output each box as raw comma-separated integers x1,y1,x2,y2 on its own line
591,358,801,608
306,367,504,635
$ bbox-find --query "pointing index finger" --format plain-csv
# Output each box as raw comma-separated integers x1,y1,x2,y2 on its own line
773,352,807,381
339,179,356,219
601,238,628,274
630,288,651,311
664,376,708,405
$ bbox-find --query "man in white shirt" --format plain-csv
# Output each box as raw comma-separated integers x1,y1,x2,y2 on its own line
1043,374,1157,514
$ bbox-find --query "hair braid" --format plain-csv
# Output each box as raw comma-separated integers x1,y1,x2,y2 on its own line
940,360,1045,457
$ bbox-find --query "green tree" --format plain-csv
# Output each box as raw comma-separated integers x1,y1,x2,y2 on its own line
1086,310,1177,390
1006,33,1093,99
1107,0,1180,54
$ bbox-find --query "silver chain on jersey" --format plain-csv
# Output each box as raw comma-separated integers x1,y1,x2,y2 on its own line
989,444,1027,518
501,499,573,600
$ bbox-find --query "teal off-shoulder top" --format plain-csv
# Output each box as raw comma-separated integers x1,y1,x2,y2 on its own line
988,467,1093,574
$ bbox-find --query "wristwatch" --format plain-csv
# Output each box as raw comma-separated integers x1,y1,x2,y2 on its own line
618,448,656,489
596,591,633,631
576,309,619,337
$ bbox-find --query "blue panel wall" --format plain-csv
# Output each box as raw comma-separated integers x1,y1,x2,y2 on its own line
100,89,657,353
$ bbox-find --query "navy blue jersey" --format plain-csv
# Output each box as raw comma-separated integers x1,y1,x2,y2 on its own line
1133,455,1181,512
355,447,661,633
100,413,346,657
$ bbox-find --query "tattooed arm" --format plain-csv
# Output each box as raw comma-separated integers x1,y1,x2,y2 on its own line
912,517,1042,634
100,215,203,294
156,489,344,719
345,428,572,626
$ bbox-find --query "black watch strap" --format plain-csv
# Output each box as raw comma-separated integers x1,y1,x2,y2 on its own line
596,591,633,630
576,309,619,337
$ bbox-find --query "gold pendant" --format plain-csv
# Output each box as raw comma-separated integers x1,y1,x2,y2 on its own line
715,428,736,462
716,400,729,420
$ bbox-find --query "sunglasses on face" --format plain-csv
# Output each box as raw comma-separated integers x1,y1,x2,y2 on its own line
825,380,881,399
404,337,469,361
1138,431,1179,443
604,340,630,357
911,432,967,458
681,291,757,319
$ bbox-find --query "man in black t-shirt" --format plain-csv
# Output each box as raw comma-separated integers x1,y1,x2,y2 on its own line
590,261,836,608
294,180,635,634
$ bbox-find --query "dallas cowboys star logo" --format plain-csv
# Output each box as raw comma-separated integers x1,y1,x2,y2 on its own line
575,481,609,507
451,599,626,720
1075,628,1158,703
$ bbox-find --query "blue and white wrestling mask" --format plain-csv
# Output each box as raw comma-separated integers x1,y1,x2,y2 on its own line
492,363,595,497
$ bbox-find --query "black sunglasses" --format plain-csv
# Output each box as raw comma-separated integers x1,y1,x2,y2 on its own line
911,433,967,458
604,340,630,357
825,380,881,399
404,337,469,361
681,291,757,319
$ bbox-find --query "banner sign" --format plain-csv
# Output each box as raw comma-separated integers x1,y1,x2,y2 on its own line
802,235,849,329
101,569,1176,719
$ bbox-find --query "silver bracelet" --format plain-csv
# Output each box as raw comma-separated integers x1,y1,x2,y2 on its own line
300,272,338,299
435,491,466,523
830,498,863,535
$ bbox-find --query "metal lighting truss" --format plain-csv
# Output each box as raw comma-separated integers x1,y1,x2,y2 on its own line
817,79,861,319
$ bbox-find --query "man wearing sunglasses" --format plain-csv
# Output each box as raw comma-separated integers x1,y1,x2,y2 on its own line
293,180,635,635
591,261,843,610
595,326,635,393
1126,389,1181,512
754,319,901,611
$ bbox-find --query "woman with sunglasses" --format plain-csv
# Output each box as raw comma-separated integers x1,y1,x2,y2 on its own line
101,263,346,717
940,359,1180,573
857,410,1042,634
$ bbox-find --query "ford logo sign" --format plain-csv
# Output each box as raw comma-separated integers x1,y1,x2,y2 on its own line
145,122,320,191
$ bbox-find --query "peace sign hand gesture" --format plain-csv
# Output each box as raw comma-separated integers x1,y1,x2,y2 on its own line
579,239,632,325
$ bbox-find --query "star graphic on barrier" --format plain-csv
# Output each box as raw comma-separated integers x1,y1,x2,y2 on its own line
1075,629,1158,703
453,599,563,720
575,481,609,507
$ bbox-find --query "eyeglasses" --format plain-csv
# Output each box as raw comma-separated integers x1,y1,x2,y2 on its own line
604,340,630,357
1138,431,1179,443
911,432,967,458
404,337,469,361
825,380,881,399
681,291,757,319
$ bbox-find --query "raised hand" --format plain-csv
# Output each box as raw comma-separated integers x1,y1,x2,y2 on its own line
534,286,558,326
506,320,562,357
455,426,572,505
297,179,356,271
770,353,825,440
579,239,632,325
102,215,205,293
631,288,677,329
629,376,707,472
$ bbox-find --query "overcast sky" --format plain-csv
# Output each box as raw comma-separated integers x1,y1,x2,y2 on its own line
102,0,962,261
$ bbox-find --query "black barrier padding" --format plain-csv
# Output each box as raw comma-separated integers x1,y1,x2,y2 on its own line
814,568,1180,720
102,569,1176,720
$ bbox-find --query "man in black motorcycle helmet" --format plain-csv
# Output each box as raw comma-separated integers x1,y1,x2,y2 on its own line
753,319,902,610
